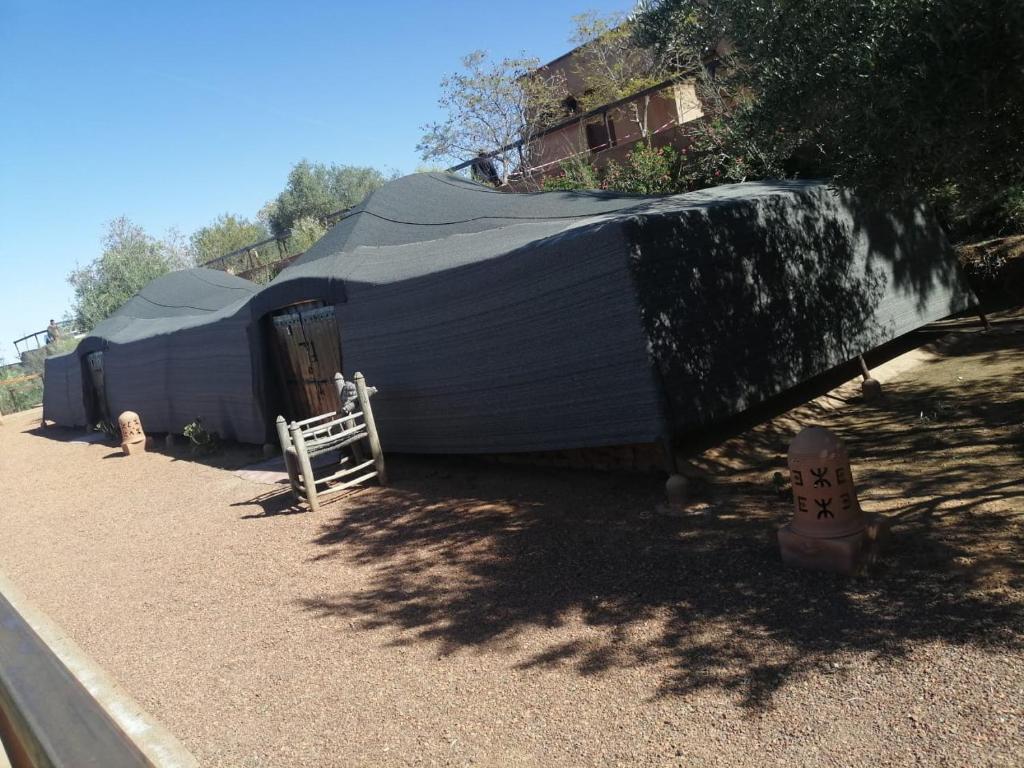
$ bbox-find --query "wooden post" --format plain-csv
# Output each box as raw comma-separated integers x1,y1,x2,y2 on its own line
288,420,320,512
275,415,300,497
354,372,387,485
857,354,871,380
858,355,882,401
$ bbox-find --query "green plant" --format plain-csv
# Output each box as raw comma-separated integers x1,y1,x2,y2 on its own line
543,143,685,195
542,156,604,191
182,417,221,455
68,217,191,332
603,143,682,195
999,187,1024,235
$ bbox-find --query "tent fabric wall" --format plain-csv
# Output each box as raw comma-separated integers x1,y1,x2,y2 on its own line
42,352,86,428
100,305,265,443
626,184,973,432
333,219,667,453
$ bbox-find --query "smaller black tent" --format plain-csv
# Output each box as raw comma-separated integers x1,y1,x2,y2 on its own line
45,268,262,438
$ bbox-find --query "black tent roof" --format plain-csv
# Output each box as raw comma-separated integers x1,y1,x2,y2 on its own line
292,172,661,265
79,268,258,353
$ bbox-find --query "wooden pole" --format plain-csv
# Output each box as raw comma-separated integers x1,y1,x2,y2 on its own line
288,420,320,512
354,372,387,485
275,415,300,497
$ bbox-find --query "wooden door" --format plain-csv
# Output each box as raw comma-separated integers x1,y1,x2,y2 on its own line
270,304,342,422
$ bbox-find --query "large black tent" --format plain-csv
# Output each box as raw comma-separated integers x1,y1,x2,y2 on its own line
45,174,971,454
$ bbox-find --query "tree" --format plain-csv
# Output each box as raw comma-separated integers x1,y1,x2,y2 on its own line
287,215,328,253
68,217,189,331
191,214,269,265
261,160,391,238
418,51,567,185
635,0,1024,234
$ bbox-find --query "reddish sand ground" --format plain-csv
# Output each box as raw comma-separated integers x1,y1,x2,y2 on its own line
0,322,1021,767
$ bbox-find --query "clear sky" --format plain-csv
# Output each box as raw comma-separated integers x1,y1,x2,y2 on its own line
0,0,630,363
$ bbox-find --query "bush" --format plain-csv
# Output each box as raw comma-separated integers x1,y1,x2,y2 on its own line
999,187,1024,235
603,144,681,195
543,143,684,194
183,417,221,455
541,160,603,191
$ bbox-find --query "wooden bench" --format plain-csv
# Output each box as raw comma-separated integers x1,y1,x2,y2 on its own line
274,372,386,512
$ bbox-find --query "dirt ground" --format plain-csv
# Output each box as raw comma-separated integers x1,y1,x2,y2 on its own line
0,321,1022,767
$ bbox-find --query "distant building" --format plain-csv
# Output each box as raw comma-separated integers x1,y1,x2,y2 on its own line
444,30,708,187
516,43,704,184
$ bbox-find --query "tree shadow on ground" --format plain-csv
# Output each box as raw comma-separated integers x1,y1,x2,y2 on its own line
298,330,1023,711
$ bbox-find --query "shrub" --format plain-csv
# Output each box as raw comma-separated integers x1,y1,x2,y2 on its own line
182,417,221,455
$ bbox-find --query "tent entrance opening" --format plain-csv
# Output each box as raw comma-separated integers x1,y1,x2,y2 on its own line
83,351,110,426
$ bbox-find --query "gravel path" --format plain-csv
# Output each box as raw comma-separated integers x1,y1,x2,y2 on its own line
0,327,1021,767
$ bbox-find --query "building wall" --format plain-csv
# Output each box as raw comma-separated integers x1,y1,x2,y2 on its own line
521,82,703,183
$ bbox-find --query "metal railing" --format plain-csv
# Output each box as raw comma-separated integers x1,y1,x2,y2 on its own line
0,591,155,767
11,322,79,358
198,206,352,284
0,575,198,767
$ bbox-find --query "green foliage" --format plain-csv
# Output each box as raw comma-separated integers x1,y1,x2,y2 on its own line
568,12,670,114
182,417,221,455
603,144,681,195
68,217,190,332
0,374,42,415
541,156,604,191
543,143,683,194
261,160,390,238
635,0,1024,237
191,214,269,265
999,187,1024,235
287,215,328,253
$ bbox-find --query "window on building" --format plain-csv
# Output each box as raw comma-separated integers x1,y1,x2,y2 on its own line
585,116,616,153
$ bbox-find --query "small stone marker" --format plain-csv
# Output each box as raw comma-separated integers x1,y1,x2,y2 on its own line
778,426,889,574
118,411,147,456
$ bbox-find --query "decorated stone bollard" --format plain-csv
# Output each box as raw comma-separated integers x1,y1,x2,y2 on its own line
118,411,147,456
778,426,889,574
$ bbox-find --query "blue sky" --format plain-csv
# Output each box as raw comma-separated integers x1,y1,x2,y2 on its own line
0,0,630,363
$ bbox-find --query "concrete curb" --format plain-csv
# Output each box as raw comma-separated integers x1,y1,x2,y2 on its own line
0,571,198,768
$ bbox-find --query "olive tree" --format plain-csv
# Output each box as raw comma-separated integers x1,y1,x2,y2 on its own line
635,0,1024,233
68,218,190,331
418,51,566,185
